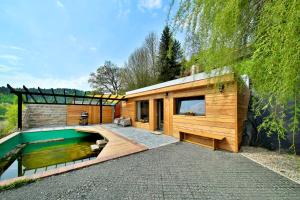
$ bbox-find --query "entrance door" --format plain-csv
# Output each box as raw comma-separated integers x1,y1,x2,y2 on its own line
156,99,164,131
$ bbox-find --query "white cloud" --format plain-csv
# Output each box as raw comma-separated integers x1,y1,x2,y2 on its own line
118,8,131,18
56,0,64,8
68,35,77,43
0,64,19,73
116,0,131,19
0,54,22,65
1,72,91,90
0,44,26,51
89,47,97,52
138,0,162,11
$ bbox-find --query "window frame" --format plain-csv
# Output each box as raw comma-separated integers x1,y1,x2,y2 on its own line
135,100,149,122
174,96,206,116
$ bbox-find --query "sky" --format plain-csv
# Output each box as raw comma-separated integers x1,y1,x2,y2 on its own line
0,0,180,90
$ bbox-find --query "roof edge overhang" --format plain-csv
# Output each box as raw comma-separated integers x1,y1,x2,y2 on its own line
125,67,236,99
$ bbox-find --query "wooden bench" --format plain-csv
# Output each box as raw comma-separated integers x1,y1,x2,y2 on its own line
179,130,225,150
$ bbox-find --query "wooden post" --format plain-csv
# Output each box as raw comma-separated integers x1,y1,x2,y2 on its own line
179,132,183,141
212,139,216,150
18,156,22,176
17,93,22,130
149,99,155,131
100,99,103,124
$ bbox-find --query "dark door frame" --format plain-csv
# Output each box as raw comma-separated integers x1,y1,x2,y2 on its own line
156,99,164,131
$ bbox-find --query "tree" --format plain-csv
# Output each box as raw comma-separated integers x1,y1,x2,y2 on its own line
171,0,260,68
144,32,159,78
122,32,159,91
122,46,156,91
157,25,182,82
88,61,122,94
171,0,300,152
170,39,183,76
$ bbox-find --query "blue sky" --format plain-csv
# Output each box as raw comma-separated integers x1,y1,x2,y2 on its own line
0,0,180,90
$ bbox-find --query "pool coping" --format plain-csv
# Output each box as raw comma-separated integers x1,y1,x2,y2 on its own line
0,131,21,145
0,126,82,146
0,126,148,187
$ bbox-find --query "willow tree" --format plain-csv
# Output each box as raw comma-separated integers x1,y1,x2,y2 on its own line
171,0,300,152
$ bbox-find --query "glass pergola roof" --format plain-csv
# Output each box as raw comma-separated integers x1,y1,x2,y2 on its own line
7,84,125,106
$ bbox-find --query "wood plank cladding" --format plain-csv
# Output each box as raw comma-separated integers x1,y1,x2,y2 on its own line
67,105,113,125
170,82,238,152
122,75,250,152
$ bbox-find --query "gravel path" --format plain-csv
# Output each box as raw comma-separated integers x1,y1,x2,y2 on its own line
102,124,178,149
241,146,300,184
2,142,300,200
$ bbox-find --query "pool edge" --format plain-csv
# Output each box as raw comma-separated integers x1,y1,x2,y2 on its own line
0,126,148,187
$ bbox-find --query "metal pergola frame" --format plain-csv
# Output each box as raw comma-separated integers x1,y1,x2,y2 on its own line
7,84,126,129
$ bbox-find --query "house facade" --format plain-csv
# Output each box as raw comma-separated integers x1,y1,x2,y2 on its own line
122,70,250,152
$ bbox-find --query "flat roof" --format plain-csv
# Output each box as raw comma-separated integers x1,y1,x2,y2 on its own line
126,67,232,95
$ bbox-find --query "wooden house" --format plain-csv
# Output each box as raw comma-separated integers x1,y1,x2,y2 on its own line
121,69,250,152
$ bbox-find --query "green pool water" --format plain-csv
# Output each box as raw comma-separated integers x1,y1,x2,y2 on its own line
0,129,104,181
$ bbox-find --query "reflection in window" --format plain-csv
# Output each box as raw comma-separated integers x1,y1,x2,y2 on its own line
175,96,205,116
136,100,149,122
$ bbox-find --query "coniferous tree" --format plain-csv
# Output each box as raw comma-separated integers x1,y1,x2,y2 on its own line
170,39,183,77
157,26,182,82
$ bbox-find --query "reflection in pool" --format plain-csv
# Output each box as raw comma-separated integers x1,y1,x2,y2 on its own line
0,129,104,181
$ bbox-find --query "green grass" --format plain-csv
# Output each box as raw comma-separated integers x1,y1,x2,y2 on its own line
0,120,9,138
0,178,36,192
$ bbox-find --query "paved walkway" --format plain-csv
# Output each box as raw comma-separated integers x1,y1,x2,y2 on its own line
102,124,178,149
2,142,299,200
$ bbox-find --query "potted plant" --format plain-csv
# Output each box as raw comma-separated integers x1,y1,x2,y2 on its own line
184,112,196,116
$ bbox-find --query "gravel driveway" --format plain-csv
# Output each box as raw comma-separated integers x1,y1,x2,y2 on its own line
1,142,300,200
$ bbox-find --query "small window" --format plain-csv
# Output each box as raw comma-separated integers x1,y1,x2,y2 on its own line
136,100,149,122
175,96,205,116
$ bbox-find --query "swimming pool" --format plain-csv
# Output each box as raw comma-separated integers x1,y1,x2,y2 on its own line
0,129,104,181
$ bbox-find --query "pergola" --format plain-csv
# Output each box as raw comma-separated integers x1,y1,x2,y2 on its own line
7,84,126,129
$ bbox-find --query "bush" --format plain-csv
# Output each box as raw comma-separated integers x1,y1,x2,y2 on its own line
0,120,7,137
0,94,16,104
0,104,7,116
4,104,18,134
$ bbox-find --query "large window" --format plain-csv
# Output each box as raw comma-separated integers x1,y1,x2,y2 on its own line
175,96,205,116
136,100,149,122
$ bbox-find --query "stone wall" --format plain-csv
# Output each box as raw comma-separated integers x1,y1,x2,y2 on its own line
25,104,67,128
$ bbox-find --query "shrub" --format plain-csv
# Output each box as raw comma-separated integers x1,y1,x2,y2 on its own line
4,104,18,134
0,104,7,117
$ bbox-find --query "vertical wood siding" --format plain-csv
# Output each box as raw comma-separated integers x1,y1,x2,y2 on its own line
121,75,249,152
67,105,113,125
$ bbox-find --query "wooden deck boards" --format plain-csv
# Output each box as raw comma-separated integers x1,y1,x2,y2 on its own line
76,126,148,161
